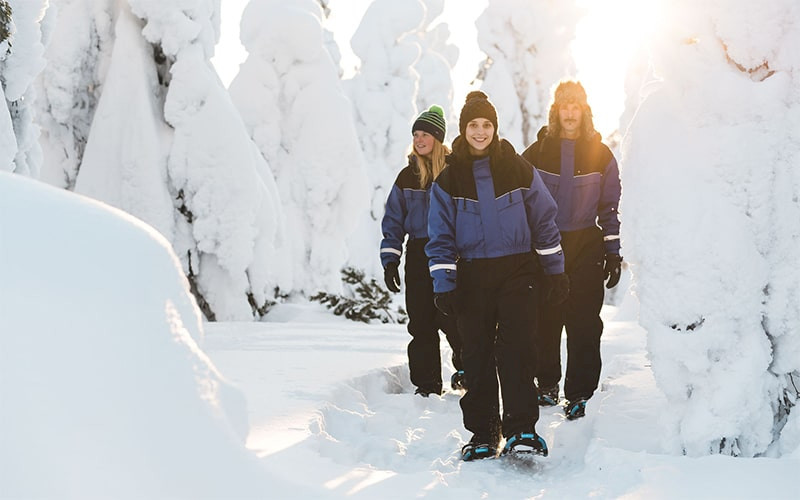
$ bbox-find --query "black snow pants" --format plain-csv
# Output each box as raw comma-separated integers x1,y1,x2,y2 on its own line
405,238,463,393
536,226,605,401
455,252,540,440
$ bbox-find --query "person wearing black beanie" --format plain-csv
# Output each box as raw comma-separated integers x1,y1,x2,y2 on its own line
426,90,570,461
380,105,464,398
458,91,498,136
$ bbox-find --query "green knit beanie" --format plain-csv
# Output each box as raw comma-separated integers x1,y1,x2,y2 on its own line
412,105,447,143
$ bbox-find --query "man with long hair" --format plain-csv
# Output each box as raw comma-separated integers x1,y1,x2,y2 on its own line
522,80,623,421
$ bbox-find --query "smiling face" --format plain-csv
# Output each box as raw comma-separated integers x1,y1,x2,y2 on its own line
413,130,436,158
558,102,583,139
464,118,495,156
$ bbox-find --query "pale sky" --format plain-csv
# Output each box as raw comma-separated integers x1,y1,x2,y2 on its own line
211,0,248,87
573,0,660,136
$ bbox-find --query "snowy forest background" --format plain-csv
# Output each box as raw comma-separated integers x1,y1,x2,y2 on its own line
2,0,800,476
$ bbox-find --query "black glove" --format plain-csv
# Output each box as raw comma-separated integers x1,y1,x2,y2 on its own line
546,272,570,306
383,262,401,293
434,290,457,316
603,254,623,289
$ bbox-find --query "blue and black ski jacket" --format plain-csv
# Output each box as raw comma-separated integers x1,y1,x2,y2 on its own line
522,127,621,254
380,157,430,268
426,138,565,293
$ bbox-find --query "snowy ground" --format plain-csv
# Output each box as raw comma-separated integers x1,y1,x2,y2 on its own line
205,302,799,499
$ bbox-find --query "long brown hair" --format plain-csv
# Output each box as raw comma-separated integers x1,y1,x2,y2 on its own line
411,140,451,188
545,80,599,141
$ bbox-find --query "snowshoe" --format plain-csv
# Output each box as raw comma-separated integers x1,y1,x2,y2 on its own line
501,432,548,458
450,370,466,391
415,386,442,398
537,384,559,407
565,398,587,420
461,435,498,461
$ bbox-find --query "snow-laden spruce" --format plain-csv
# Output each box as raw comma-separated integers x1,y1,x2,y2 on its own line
344,0,425,277
46,0,290,321
0,0,50,176
475,0,578,148
410,0,459,140
230,0,369,296
622,0,800,457
35,0,114,189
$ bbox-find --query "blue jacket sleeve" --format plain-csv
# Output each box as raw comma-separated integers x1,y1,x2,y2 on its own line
599,156,622,255
425,182,458,293
380,184,406,268
525,168,565,275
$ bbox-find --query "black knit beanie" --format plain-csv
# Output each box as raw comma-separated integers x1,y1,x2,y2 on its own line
412,105,447,143
459,91,498,136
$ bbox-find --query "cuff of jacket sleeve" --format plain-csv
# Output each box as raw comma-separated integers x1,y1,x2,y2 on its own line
431,267,457,293
603,236,621,254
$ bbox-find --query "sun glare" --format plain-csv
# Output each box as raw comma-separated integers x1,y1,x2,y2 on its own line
571,0,661,138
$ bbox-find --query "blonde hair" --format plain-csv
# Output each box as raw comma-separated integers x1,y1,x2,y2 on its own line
546,80,598,140
411,140,451,188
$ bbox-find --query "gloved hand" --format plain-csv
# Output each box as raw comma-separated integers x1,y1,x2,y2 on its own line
383,261,401,293
434,290,457,316
603,254,623,289
546,272,570,306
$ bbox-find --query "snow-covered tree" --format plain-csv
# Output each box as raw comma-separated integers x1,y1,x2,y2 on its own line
314,0,342,76
73,2,174,242
344,0,425,276
65,0,290,321
229,0,369,295
475,0,578,148
34,0,114,189
622,0,800,457
0,0,50,176
411,0,458,139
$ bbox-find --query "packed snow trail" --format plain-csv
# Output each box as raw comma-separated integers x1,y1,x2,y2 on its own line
205,303,799,499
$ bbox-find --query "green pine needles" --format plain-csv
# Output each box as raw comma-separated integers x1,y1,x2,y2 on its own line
0,1,11,54
311,267,407,324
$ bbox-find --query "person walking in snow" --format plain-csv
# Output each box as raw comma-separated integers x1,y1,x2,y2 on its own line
522,80,623,421
427,91,569,460
380,105,464,397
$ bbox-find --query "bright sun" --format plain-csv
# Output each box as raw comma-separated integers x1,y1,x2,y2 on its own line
571,0,661,137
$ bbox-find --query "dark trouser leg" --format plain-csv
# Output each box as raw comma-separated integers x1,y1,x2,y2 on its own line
495,259,540,437
563,234,605,401
457,285,500,439
438,309,463,371
535,292,565,390
405,242,442,392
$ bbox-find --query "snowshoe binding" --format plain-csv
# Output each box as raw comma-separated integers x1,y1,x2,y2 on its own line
415,386,442,398
537,384,559,407
461,435,498,461
501,432,548,458
565,398,587,420
450,370,466,391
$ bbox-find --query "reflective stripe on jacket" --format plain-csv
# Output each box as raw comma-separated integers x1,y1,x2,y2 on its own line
426,138,564,293
380,158,430,268
522,126,621,254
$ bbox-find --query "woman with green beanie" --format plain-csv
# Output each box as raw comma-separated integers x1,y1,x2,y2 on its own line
380,105,464,397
